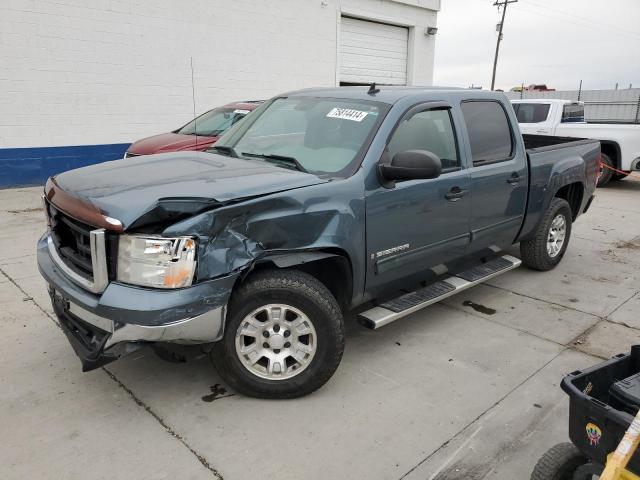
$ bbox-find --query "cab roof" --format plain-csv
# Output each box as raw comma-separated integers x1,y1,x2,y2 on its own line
282,85,505,104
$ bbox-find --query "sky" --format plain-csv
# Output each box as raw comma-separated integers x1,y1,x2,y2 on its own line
433,0,640,91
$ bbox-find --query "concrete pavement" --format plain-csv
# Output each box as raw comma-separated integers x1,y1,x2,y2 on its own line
1,180,639,480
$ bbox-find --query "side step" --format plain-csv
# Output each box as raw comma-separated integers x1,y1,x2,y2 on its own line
358,255,521,329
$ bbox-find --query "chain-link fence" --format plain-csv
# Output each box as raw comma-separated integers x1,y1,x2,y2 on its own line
503,88,640,124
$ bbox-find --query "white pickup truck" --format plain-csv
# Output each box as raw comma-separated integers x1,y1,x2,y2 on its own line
512,99,640,186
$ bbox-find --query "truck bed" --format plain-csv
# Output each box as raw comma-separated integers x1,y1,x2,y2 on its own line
522,133,589,151
516,134,600,243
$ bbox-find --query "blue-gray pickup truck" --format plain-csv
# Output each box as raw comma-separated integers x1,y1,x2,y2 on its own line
37,86,600,398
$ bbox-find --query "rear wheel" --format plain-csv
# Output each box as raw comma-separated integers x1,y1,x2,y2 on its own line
597,153,614,187
530,443,588,480
211,269,345,398
520,198,572,271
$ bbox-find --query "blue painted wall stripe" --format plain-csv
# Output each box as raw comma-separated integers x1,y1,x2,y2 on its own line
0,143,131,188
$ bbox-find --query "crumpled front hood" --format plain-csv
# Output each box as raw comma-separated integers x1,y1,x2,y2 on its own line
51,151,328,229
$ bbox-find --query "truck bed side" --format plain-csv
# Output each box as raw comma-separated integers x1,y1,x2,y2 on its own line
517,134,600,242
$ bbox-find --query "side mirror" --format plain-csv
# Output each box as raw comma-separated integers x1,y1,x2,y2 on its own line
379,150,442,181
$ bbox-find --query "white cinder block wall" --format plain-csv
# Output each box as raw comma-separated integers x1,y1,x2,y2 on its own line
0,0,439,149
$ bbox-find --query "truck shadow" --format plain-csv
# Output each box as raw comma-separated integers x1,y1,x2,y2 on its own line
103,311,375,402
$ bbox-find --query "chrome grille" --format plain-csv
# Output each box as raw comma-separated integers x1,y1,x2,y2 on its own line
48,204,95,278
44,198,109,294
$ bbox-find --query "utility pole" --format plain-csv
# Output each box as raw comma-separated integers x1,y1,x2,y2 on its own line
491,0,518,91
578,79,582,101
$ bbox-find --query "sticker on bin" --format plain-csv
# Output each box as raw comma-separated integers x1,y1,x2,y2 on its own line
326,108,368,122
586,422,602,446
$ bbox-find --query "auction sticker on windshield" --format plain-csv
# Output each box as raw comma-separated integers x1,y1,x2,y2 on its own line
327,108,368,122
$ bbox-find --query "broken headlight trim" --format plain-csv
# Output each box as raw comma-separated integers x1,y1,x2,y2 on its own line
117,235,197,289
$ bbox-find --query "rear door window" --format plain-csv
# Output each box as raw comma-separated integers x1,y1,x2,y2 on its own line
512,103,550,123
561,103,585,123
461,101,514,165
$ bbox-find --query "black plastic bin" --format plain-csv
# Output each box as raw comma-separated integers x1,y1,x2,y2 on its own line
561,346,640,474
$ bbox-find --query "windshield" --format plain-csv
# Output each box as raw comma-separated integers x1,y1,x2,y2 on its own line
177,107,251,136
212,97,387,177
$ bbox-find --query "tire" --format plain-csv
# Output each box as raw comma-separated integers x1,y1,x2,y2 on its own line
520,198,572,271
211,269,345,398
530,443,588,480
597,153,614,187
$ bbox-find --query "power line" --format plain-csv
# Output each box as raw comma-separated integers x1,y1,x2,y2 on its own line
521,0,640,39
513,3,640,41
526,0,640,38
515,4,640,41
491,0,518,91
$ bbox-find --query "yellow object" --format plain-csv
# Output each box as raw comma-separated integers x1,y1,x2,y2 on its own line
601,407,640,480
602,455,640,480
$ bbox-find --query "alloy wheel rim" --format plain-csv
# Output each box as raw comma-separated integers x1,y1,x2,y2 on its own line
547,213,567,258
235,304,317,380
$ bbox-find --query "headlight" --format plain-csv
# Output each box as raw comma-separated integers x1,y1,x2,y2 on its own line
117,235,196,289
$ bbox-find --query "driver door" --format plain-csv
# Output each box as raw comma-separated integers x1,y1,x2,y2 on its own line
365,103,471,293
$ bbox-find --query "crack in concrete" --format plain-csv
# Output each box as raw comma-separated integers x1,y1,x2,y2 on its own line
607,317,640,331
606,288,640,319
484,282,607,318
0,266,60,327
411,287,631,478
479,283,640,358
439,302,570,350
407,282,639,476
103,368,224,479
0,266,224,479
398,351,566,480
566,319,612,360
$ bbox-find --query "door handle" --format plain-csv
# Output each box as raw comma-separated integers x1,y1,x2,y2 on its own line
445,186,468,201
507,173,523,185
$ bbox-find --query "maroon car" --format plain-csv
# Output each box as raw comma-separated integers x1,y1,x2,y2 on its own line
124,101,262,157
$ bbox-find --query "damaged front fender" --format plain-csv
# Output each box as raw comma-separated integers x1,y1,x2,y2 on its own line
161,176,367,305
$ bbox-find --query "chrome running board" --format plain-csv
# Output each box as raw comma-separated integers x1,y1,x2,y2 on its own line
358,255,522,329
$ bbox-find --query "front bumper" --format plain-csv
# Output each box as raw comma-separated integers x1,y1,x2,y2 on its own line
37,233,239,370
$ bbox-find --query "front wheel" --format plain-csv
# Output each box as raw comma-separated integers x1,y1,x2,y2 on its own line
211,269,345,398
520,198,573,271
530,443,588,480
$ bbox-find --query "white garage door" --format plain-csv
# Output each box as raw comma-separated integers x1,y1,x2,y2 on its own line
339,17,408,86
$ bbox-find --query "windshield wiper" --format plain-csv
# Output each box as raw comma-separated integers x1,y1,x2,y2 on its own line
241,152,308,173
186,132,218,137
209,145,239,157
